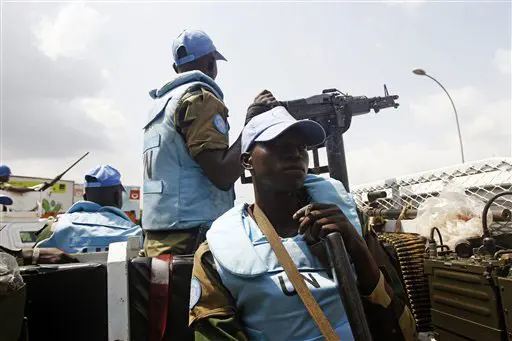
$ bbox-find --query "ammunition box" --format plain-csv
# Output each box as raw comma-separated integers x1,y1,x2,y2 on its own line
424,258,509,341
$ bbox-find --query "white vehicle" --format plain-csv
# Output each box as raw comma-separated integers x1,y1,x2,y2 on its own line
1,175,75,216
0,176,75,249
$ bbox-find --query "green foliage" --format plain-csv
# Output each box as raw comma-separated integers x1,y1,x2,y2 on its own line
42,199,50,212
42,198,63,213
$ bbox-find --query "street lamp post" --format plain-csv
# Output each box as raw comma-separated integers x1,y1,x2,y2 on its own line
412,68,465,164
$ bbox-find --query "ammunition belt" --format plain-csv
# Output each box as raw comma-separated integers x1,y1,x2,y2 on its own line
378,233,432,332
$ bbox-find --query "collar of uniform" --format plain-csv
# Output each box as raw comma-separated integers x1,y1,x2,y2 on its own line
67,200,134,224
153,70,223,99
206,203,268,277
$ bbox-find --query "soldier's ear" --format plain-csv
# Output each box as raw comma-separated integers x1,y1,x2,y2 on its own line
240,152,253,170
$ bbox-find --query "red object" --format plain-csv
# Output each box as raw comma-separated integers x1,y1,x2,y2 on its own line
130,189,140,200
148,254,172,341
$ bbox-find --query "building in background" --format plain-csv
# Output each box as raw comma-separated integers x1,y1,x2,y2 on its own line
0,175,141,223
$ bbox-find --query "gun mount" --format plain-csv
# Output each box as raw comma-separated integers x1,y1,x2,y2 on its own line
241,85,400,191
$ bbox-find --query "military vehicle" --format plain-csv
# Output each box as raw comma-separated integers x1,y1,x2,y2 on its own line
357,158,512,340
2,85,511,341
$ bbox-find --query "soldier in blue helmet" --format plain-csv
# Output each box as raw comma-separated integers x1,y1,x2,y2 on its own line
143,29,278,256
34,165,142,253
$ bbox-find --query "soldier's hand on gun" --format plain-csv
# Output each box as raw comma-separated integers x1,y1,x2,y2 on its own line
293,203,364,254
245,90,280,125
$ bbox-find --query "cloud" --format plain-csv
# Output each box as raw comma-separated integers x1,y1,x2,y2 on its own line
409,86,479,126
75,97,126,130
34,2,109,60
101,68,110,80
348,88,511,187
493,48,511,75
408,85,510,152
464,98,511,139
1,3,115,162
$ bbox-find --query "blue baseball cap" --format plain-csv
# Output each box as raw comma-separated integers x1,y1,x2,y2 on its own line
241,106,326,154
0,165,11,177
172,29,226,66
0,195,13,206
84,165,122,188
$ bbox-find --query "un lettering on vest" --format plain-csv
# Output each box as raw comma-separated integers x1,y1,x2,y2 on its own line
231,269,350,341
276,272,322,296
143,149,153,180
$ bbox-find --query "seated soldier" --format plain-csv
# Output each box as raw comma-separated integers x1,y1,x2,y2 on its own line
189,106,417,340
35,164,142,253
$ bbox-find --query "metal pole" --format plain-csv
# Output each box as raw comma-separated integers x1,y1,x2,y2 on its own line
325,128,350,192
424,74,465,164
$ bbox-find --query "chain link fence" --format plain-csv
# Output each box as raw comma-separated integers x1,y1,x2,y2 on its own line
352,158,512,211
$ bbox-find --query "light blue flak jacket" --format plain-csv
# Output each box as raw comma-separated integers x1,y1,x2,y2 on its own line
142,71,234,231
35,201,142,253
206,174,362,341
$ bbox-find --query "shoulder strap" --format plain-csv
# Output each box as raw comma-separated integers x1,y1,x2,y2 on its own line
253,204,338,340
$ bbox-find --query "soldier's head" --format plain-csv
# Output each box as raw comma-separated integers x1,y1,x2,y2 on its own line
240,107,326,192
171,30,226,80
0,165,11,183
83,164,124,209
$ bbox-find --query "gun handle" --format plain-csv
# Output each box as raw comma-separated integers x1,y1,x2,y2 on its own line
325,232,373,341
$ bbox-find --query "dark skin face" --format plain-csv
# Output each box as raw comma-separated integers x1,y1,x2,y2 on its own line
173,53,218,80
241,128,309,238
0,175,9,183
83,185,123,209
242,127,309,193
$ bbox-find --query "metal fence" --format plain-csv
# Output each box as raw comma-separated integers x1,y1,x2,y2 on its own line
352,158,512,211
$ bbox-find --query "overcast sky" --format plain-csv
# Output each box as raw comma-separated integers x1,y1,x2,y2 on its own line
1,0,511,205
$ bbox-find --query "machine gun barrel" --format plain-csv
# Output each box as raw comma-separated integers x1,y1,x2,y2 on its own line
364,208,511,222
282,86,399,134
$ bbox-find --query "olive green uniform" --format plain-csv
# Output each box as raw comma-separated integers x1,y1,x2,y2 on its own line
34,219,57,245
144,88,231,257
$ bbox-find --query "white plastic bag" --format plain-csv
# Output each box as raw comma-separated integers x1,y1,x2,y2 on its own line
413,183,492,251
0,252,24,295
